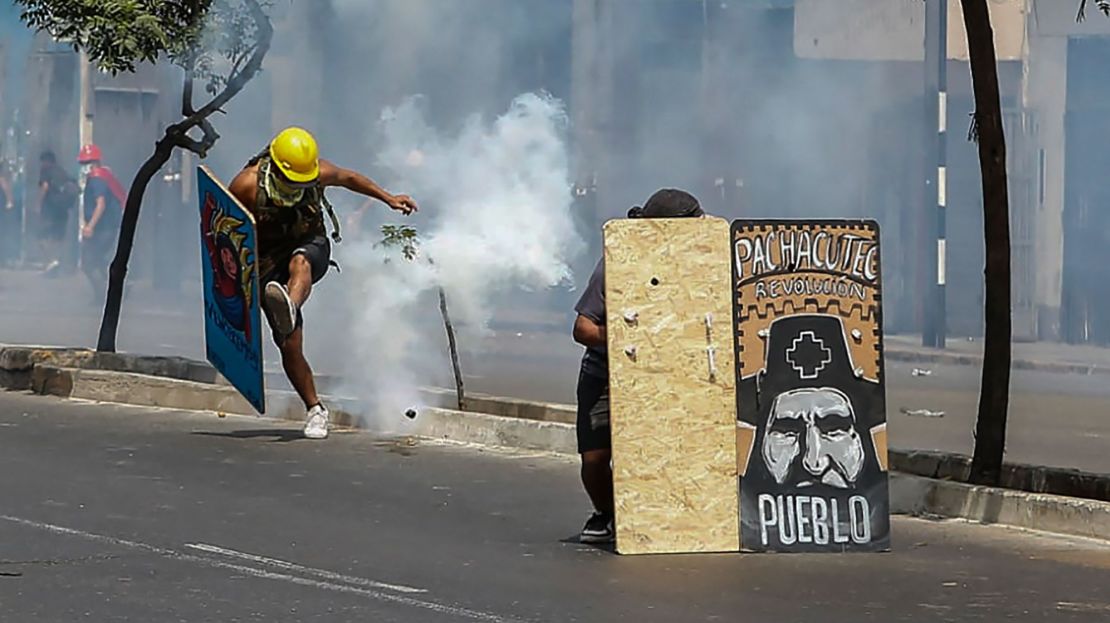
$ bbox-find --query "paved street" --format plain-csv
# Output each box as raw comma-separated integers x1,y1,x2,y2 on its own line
2,269,1110,474
1,392,1109,622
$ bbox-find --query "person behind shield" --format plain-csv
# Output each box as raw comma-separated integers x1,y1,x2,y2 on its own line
571,188,705,544
228,127,418,440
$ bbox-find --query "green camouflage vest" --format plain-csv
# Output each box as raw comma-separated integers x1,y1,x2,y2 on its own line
247,151,341,278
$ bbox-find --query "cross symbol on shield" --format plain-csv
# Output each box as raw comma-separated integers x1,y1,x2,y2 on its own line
785,330,833,380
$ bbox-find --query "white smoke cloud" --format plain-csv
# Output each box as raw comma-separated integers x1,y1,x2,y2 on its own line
333,92,582,429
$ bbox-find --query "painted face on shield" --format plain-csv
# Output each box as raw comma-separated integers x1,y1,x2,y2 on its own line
762,387,865,489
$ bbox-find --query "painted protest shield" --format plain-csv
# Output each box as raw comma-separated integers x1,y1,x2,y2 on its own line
605,217,740,555
197,165,265,413
731,220,890,552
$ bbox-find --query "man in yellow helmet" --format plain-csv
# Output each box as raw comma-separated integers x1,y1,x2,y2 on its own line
229,127,418,439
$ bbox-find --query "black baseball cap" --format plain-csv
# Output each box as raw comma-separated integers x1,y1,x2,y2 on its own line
627,188,704,219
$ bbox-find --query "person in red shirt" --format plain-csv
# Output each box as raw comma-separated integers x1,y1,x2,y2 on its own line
77,144,126,301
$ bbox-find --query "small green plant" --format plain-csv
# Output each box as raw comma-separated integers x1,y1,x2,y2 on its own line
378,224,420,262
377,224,467,412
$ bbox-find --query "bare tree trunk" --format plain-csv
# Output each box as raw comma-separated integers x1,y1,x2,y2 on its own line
961,0,1012,486
95,138,176,352
438,287,466,411
94,0,272,353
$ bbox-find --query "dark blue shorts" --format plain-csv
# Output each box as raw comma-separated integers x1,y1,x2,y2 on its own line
576,370,611,454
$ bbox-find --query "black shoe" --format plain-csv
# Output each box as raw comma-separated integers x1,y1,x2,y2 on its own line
579,512,614,544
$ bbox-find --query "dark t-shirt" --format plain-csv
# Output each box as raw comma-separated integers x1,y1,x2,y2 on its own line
84,177,122,230
40,164,77,216
575,258,608,380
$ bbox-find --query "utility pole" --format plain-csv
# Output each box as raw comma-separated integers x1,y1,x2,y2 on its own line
571,0,607,269
923,0,948,349
77,50,93,270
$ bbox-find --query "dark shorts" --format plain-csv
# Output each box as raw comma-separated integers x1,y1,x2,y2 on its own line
576,370,611,454
261,235,331,342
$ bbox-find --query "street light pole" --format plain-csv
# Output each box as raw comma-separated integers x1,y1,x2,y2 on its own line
77,50,93,271
924,0,948,349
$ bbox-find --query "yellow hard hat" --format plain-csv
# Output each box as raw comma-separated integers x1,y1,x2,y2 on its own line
269,127,319,184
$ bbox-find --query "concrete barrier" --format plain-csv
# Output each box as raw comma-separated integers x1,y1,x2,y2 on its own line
890,449,1110,503
890,473,1110,542
412,407,578,455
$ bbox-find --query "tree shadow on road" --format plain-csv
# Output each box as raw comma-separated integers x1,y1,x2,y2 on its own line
191,430,305,443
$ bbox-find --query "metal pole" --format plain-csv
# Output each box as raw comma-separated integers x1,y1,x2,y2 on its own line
77,50,92,271
924,0,948,349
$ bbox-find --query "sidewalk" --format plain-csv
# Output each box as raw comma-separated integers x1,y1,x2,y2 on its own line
486,306,1110,375
883,334,1110,375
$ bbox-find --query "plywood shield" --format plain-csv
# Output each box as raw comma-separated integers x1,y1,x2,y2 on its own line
731,220,890,553
604,217,740,555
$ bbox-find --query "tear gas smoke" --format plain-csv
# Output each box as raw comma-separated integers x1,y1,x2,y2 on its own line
332,93,582,430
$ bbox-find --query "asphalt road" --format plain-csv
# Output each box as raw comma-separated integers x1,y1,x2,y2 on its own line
1,392,1109,622
3,270,1110,473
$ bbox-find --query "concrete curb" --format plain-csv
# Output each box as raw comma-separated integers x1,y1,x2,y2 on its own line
412,407,578,455
890,449,1110,503
26,365,371,430
890,473,1110,542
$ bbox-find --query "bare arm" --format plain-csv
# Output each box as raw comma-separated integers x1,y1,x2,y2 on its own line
228,167,259,213
318,159,418,215
82,196,107,239
88,196,107,229
37,181,48,212
573,314,607,348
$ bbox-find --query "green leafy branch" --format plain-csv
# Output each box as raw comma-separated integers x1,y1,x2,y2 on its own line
376,223,467,412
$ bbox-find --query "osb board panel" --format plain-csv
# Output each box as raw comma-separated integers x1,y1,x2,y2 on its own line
604,217,740,555
732,220,890,553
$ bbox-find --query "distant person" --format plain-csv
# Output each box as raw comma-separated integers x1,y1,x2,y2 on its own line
0,161,12,212
77,144,126,301
228,127,418,440
0,159,15,265
36,150,79,275
571,188,706,544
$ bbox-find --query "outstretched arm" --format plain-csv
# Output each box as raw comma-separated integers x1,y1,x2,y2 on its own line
318,159,418,215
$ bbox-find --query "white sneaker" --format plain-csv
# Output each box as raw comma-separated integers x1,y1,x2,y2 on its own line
304,404,329,440
264,281,298,338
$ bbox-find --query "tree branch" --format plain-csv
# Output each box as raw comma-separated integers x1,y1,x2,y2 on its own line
193,0,272,121
182,66,195,117
171,133,210,155
166,0,272,157
1077,0,1110,21
166,114,220,157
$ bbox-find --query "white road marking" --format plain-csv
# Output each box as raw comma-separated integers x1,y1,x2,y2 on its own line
0,515,522,623
183,542,426,594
